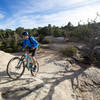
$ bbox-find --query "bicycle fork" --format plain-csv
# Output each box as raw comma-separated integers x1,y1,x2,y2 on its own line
16,59,23,68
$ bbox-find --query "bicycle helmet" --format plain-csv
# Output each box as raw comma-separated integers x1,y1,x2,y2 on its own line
22,32,29,36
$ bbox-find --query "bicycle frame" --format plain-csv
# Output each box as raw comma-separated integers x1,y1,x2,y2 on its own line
20,53,34,70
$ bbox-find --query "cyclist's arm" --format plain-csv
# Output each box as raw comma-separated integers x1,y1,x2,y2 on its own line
22,40,26,51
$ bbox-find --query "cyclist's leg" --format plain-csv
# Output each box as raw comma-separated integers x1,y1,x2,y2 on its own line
26,50,32,64
32,48,39,76
31,48,38,65
27,48,37,65
26,50,35,70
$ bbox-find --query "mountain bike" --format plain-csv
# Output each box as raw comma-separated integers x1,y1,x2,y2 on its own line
6,53,39,80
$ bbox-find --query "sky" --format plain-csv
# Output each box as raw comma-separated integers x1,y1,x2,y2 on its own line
0,0,100,29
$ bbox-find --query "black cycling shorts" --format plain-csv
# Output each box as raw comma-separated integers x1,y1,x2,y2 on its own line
29,48,37,57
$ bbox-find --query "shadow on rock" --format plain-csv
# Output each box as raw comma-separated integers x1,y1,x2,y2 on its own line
1,83,44,100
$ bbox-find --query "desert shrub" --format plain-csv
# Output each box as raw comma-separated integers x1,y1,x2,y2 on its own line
9,40,19,52
4,48,14,53
38,34,45,42
0,41,2,46
0,39,21,52
53,27,62,37
72,25,92,41
62,45,78,57
10,40,18,48
1,40,7,47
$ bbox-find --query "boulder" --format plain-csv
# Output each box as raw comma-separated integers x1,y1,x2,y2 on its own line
75,67,100,100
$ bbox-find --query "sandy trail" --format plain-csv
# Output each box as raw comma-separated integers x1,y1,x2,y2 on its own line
0,49,77,100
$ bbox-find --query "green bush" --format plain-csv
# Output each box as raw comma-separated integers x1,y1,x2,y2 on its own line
4,48,14,53
38,34,45,42
52,27,62,37
0,42,2,46
73,25,92,41
1,40,7,47
10,40,18,48
62,45,77,57
0,39,21,53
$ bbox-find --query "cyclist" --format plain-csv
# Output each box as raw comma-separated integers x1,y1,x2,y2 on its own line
22,31,39,70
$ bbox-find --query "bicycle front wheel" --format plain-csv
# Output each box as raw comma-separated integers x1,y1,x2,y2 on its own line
7,57,25,80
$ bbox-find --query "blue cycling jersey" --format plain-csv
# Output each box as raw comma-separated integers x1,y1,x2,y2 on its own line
22,36,39,49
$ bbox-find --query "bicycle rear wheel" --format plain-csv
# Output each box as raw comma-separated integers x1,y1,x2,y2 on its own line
31,61,39,76
7,57,25,80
